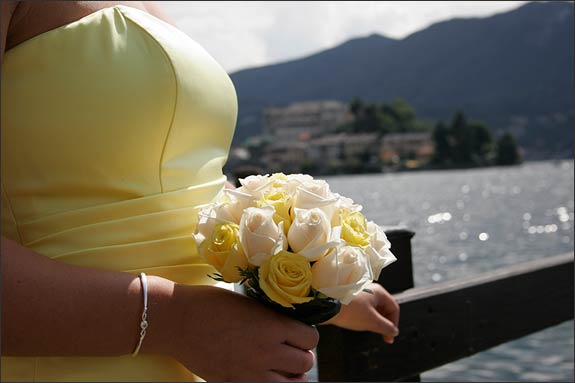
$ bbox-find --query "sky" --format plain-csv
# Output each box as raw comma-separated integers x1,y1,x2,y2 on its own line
160,1,530,74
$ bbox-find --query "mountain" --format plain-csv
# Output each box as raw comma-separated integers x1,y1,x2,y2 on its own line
229,1,574,159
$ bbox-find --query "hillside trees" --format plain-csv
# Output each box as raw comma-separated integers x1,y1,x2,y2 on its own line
343,97,430,135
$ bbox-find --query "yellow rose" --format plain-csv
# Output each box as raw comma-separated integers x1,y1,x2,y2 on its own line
257,189,292,235
270,172,288,188
341,211,370,247
259,250,314,308
200,222,248,283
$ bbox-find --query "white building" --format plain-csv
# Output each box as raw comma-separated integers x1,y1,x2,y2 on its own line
262,141,309,174
307,133,381,171
380,132,434,166
262,100,352,142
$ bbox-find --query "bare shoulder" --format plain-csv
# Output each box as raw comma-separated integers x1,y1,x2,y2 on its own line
1,1,18,17
3,1,173,52
1,1,19,61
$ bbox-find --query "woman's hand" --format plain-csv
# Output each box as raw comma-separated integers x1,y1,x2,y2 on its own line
322,282,399,344
150,284,319,382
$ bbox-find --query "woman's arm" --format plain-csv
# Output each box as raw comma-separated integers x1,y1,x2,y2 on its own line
1,237,319,381
1,237,172,356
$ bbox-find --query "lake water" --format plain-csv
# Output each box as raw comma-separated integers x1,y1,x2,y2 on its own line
313,160,574,382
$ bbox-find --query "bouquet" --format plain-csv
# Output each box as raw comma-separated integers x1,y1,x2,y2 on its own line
193,173,396,325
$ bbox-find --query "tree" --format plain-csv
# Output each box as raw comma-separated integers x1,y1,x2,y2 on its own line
468,121,494,164
390,98,417,133
362,104,381,133
449,111,474,165
431,113,499,167
345,98,430,137
495,133,521,165
432,122,451,165
349,97,365,118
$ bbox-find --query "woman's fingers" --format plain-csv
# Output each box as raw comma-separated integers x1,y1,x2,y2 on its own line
367,284,400,343
283,321,319,351
358,284,399,343
369,306,399,337
383,335,395,344
271,346,315,375
375,285,400,328
267,371,309,382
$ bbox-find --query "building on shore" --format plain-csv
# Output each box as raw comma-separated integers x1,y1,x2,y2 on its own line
238,101,436,175
262,100,353,142
380,132,435,168
262,141,309,174
307,133,380,173
260,100,353,173
262,132,381,175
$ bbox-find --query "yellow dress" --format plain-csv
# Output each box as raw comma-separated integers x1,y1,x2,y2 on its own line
1,5,237,381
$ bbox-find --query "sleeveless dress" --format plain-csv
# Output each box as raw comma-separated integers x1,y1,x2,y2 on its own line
1,5,237,381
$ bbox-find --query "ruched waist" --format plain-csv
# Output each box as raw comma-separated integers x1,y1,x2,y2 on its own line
16,177,226,285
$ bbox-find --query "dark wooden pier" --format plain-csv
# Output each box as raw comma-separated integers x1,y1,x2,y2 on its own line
317,229,574,381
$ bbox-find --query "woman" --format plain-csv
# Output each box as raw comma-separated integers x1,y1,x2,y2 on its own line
1,1,399,381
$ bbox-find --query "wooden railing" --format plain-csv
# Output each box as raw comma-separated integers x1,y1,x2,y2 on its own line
317,229,575,381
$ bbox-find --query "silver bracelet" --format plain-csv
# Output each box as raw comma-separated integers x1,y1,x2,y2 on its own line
132,272,148,357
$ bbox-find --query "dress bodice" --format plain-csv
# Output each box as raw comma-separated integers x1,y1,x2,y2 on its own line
1,5,237,381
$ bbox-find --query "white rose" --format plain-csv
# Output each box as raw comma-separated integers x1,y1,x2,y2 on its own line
194,204,219,244
285,173,315,194
226,187,257,206
365,222,397,279
239,206,287,266
287,208,340,261
311,245,373,304
238,174,273,199
287,173,315,183
292,180,339,223
298,179,331,198
212,201,243,224
214,189,257,224
335,194,363,216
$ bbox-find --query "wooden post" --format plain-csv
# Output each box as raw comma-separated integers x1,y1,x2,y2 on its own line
317,228,416,381
377,228,416,294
